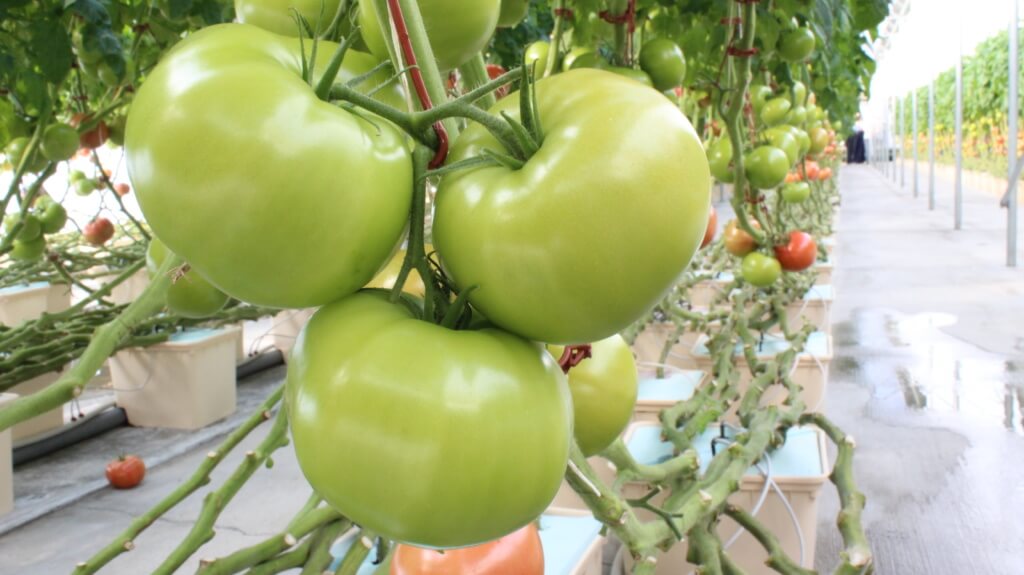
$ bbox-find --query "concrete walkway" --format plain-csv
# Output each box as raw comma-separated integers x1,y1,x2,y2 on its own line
814,164,1024,574
1,165,1022,574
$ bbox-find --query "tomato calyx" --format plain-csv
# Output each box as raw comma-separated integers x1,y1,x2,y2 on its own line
557,344,593,374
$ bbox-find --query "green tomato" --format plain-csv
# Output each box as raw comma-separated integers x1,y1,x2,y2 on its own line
41,124,80,162
741,252,781,287
524,41,550,67
107,115,127,147
808,126,830,154
125,24,412,309
235,0,341,36
287,292,572,548
764,126,799,166
707,137,734,183
562,46,595,71
548,335,638,457
745,146,789,190
566,51,607,70
790,81,807,106
147,238,230,318
638,38,686,91
607,67,654,87
781,182,811,203
750,85,772,114
68,170,87,184
75,178,98,196
760,97,791,127
5,137,47,173
786,126,811,157
5,212,42,241
10,236,45,261
778,27,816,62
360,0,501,71
497,0,529,27
786,105,807,126
434,69,710,344
37,200,68,234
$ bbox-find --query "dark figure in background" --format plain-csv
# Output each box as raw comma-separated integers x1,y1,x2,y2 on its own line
846,114,866,163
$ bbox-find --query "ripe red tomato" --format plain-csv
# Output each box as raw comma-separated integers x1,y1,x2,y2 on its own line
486,63,510,99
114,182,131,196
83,217,115,246
71,113,109,149
106,455,145,489
723,219,759,257
391,522,543,575
774,231,817,271
701,206,717,248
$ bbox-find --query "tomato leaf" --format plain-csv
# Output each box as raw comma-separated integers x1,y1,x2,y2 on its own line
29,21,73,84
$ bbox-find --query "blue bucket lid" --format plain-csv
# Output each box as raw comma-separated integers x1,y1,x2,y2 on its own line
625,424,824,478
0,281,49,295
692,331,830,359
636,371,703,404
166,328,229,344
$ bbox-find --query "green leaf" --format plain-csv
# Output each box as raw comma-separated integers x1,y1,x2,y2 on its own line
29,21,73,84
851,0,888,33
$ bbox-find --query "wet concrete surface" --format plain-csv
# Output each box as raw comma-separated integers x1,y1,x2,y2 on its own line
813,165,1024,574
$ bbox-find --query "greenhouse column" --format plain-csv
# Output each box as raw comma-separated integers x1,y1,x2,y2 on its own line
955,24,964,230
929,80,936,210
913,89,919,197
899,95,905,187
1010,0,1020,267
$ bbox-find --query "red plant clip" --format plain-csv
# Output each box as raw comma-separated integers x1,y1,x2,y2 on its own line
719,17,742,25
553,7,574,19
727,46,759,57
558,345,593,374
598,0,636,34
386,0,449,168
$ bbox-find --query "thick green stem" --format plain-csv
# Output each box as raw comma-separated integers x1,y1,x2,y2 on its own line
543,0,569,77
335,529,377,575
724,505,815,575
0,253,181,433
457,53,497,109
73,387,285,575
152,406,291,575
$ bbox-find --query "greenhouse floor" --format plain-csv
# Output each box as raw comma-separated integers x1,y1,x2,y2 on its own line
1,164,1023,574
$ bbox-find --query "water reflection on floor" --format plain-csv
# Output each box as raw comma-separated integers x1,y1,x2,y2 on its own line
835,308,1024,434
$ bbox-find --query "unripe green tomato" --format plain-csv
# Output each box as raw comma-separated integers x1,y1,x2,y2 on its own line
5,212,42,241
808,126,830,154
97,63,120,87
707,137,734,183
741,252,781,287
68,170,87,184
10,235,46,261
548,335,638,457
497,0,529,27
567,51,607,70
524,41,550,67
751,85,772,114
781,182,811,203
41,124,80,161
235,0,343,36
107,115,127,147
72,28,103,65
147,238,231,318
638,38,686,91
778,27,815,62
75,178,98,196
562,46,596,71
37,200,68,233
745,146,789,190
760,97,791,127
764,127,800,166
359,0,501,71
786,126,811,156
786,105,807,126
5,137,47,173
607,67,653,87
790,81,807,106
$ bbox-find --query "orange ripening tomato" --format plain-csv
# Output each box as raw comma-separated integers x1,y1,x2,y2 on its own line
391,522,543,575
818,167,832,181
701,205,717,248
785,172,802,184
801,161,819,181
